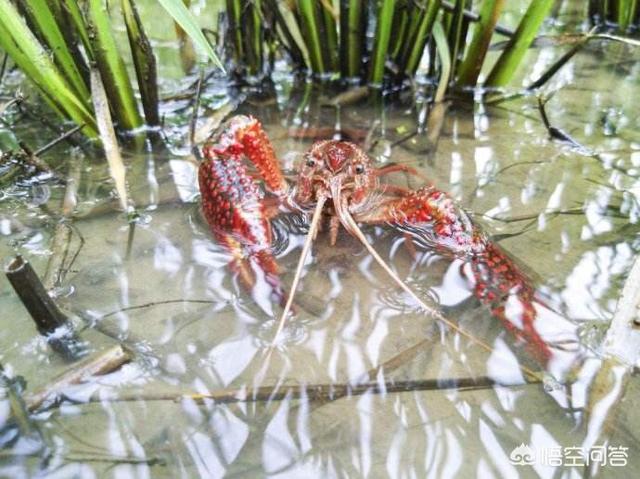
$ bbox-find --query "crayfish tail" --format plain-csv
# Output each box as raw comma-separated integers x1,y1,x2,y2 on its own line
471,242,553,367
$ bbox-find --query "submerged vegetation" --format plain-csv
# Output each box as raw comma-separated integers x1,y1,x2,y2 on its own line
0,0,221,136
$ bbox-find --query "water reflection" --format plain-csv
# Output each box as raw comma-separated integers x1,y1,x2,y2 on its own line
2,32,640,479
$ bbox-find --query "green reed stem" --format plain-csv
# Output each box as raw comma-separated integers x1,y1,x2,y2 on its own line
266,0,305,66
246,0,264,76
19,0,90,100
298,0,325,74
369,0,395,85
319,1,338,71
226,0,244,65
87,0,142,131
403,0,441,77
157,0,224,69
0,0,97,136
60,0,94,59
484,0,554,88
389,1,410,61
121,0,159,126
340,0,367,79
617,0,633,29
446,0,467,81
455,0,505,87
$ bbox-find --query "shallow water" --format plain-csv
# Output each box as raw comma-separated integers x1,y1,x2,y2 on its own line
2,5,640,479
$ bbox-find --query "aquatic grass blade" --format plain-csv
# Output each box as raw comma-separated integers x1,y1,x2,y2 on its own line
0,0,97,136
484,0,554,88
319,0,338,72
264,0,307,67
432,21,451,103
87,0,142,131
402,0,442,76
19,0,90,100
455,0,505,87
60,0,94,59
157,0,225,70
121,0,160,126
340,0,367,79
369,0,395,85
617,0,633,29
298,0,326,74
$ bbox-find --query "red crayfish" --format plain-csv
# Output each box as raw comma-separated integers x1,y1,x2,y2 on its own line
198,115,563,367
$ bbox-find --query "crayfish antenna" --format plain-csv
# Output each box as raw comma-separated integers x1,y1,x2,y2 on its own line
271,196,327,346
341,212,495,349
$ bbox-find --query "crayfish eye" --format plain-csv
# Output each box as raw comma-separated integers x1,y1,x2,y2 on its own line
306,157,317,168
354,164,365,174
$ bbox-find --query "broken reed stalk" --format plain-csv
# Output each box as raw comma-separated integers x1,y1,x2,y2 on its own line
41,376,536,411
25,345,132,412
86,0,142,131
6,256,70,335
5,255,85,359
121,0,160,126
90,67,130,213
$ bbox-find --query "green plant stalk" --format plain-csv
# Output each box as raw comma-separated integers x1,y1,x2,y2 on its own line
60,0,94,59
0,20,65,118
484,0,553,88
121,0,159,126
340,0,366,78
157,0,224,69
226,0,244,65
243,0,263,75
265,0,305,66
87,0,142,131
319,0,338,71
403,0,442,76
46,0,91,84
298,0,325,73
389,1,406,60
0,0,97,136
455,0,505,87
631,0,640,25
19,0,89,100
618,0,633,29
369,0,395,84
446,0,467,80
432,20,451,103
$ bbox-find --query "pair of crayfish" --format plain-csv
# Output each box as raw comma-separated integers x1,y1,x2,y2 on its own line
198,115,557,367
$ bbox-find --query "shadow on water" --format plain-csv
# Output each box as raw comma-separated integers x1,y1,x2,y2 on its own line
2,14,640,479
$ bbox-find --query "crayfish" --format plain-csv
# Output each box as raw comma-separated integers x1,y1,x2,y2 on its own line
198,115,562,367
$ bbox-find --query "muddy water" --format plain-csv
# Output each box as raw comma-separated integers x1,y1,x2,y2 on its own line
2,14,640,479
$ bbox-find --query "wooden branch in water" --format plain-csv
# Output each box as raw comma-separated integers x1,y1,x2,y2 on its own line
34,124,84,157
584,254,640,452
5,255,86,359
31,374,537,412
6,256,70,335
25,345,132,412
